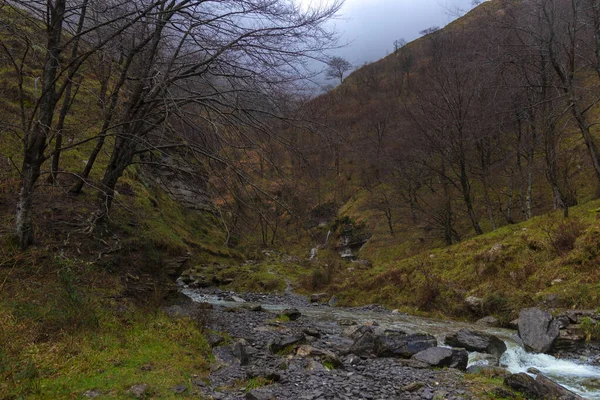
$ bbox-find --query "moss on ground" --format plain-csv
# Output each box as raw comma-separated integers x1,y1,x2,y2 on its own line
0,252,211,399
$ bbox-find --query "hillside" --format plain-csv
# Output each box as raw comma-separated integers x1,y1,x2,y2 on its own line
2,0,600,398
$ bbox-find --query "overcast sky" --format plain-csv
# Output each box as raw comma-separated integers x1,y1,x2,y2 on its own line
300,0,476,80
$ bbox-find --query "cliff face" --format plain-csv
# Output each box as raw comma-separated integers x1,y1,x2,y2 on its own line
141,154,212,212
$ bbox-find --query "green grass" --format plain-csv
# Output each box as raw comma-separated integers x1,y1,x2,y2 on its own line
0,255,211,399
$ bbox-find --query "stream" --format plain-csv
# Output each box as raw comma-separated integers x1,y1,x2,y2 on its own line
181,288,600,399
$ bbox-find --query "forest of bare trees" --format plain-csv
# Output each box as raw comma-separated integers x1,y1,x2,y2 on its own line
301,0,600,244
0,0,342,248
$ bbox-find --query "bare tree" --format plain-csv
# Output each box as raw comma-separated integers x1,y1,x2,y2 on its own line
325,56,352,84
1,0,343,247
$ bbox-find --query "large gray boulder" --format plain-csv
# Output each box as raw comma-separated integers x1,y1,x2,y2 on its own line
505,373,583,399
268,333,306,353
412,347,468,370
374,333,438,358
518,308,560,353
444,329,507,357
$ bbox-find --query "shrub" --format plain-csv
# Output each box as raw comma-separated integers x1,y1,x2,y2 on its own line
580,317,600,342
545,218,585,255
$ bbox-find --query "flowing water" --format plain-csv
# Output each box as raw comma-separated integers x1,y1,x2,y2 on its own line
183,289,600,399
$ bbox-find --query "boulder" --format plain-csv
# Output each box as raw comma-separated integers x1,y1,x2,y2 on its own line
412,347,468,370
504,373,541,398
280,308,301,321
536,374,583,400
349,327,377,356
518,308,560,353
269,333,306,353
328,295,338,307
337,318,357,326
444,329,507,357
232,339,249,366
231,295,246,303
465,296,483,313
375,333,438,358
552,327,586,352
505,373,583,399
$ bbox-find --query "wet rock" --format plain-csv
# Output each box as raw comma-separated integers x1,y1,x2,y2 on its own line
505,373,583,399
269,333,306,353
582,377,600,390
231,295,246,303
527,367,541,374
310,293,329,303
536,374,584,399
412,347,468,370
444,329,507,357
476,316,501,327
328,295,338,307
281,308,301,321
375,333,438,358
504,373,540,398
518,308,560,353
128,384,149,398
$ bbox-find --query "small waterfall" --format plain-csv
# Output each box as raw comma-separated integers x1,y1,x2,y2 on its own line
309,248,317,260
324,230,332,245
500,344,600,399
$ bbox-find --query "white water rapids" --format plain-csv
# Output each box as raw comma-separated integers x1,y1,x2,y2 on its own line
182,289,600,399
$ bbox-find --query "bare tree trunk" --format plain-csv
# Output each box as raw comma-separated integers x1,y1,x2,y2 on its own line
458,159,483,235
16,0,66,248
16,127,45,248
49,0,89,183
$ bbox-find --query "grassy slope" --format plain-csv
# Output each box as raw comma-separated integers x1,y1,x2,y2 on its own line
295,197,600,322
0,8,242,398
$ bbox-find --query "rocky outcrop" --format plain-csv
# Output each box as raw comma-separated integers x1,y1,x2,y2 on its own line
518,308,560,353
412,347,468,371
335,221,372,260
504,372,584,399
444,329,507,357
141,154,211,211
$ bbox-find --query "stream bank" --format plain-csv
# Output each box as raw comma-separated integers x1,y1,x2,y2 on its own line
169,286,600,400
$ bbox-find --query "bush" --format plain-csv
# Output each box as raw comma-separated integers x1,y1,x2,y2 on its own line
580,317,600,342
545,218,585,255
